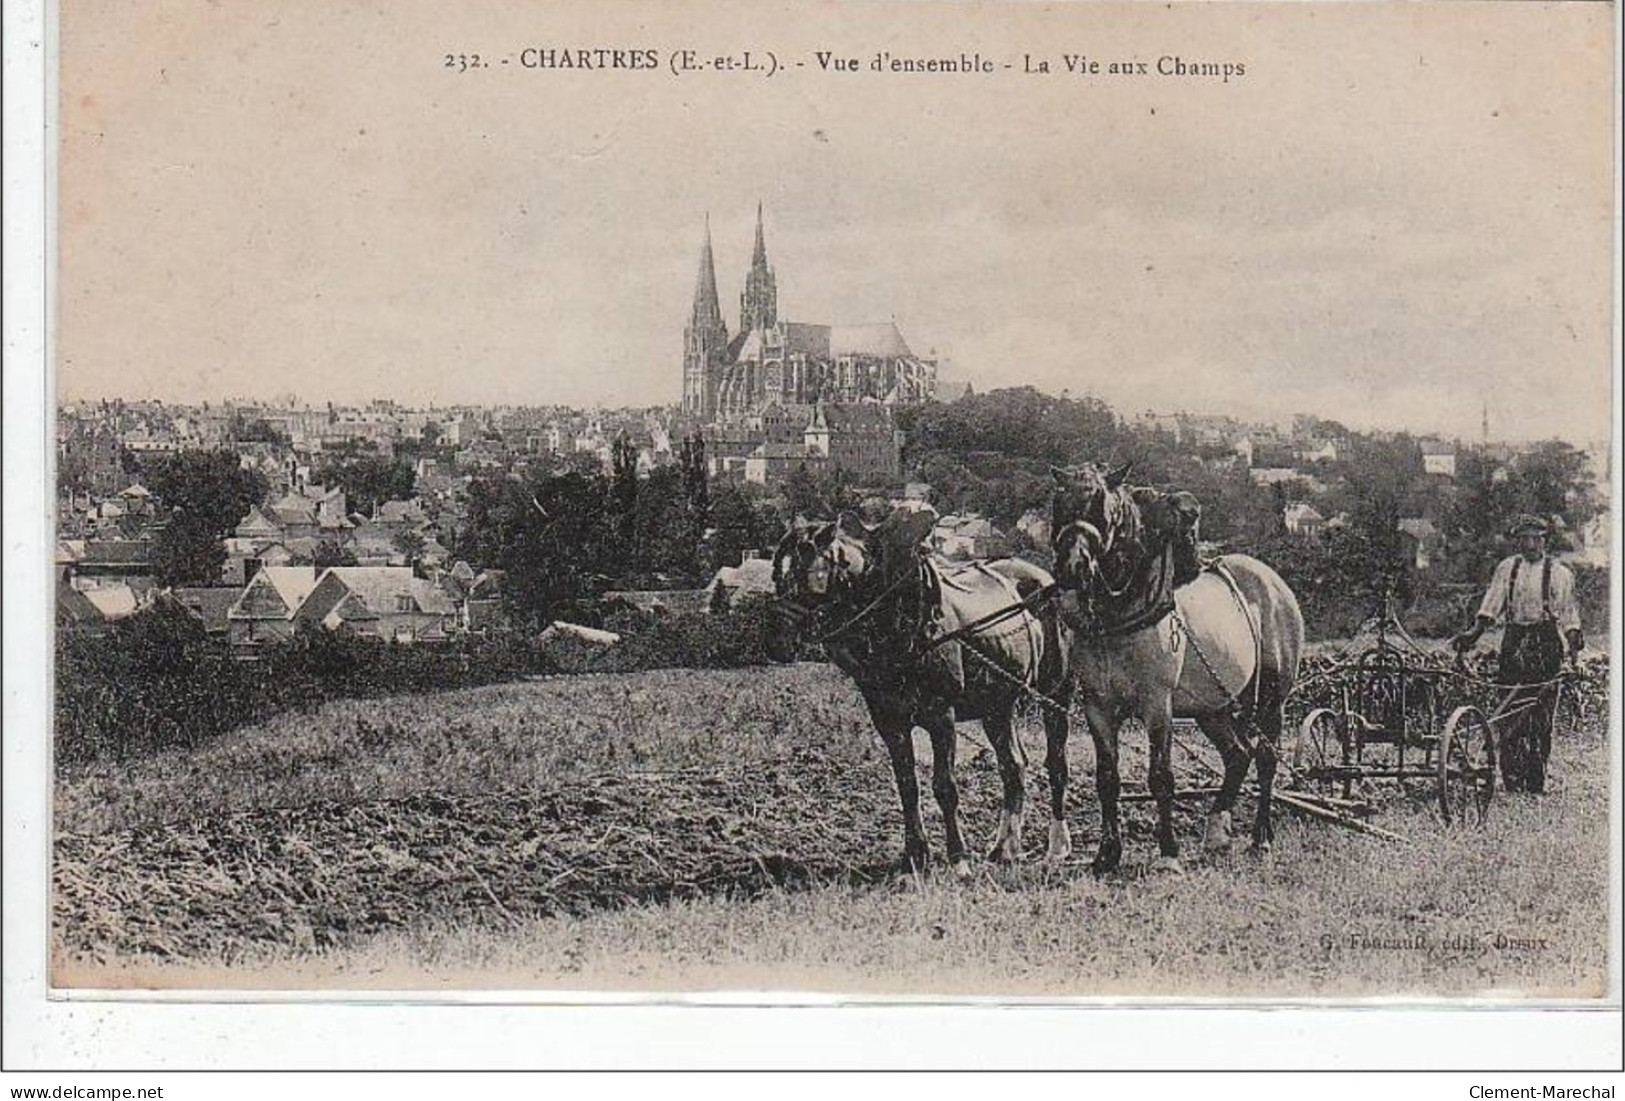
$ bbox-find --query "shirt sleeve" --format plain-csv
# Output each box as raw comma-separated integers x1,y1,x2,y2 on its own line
1477,557,1512,623
1551,563,1582,634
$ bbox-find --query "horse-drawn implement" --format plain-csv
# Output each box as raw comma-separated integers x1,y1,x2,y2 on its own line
1291,607,1491,828
1286,595,1579,834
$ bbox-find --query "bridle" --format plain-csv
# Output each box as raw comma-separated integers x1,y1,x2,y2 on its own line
1053,486,1139,604
773,525,910,647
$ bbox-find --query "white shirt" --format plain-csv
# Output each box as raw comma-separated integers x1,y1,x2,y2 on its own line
1477,553,1580,633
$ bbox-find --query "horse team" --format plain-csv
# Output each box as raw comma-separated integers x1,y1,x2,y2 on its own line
769,462,1306,877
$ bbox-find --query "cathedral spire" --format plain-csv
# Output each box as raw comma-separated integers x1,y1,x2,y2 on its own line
740,202,778,333
684,216,728,420
690,214,724,329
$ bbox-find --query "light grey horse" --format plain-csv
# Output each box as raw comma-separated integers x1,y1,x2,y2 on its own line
1050,463,1305,874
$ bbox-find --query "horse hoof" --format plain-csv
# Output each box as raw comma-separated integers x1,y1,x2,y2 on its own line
1152,856,1185,875
1046,821,1073,862
949,858,973,880
1204,811,1233,851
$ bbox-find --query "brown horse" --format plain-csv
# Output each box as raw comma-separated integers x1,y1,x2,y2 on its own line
768,506,1075,874
1050,463,1305,874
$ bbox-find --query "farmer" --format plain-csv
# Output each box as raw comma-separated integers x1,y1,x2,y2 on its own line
1451,514,1584,794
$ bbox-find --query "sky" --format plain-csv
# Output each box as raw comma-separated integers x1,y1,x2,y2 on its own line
55,1,1616,444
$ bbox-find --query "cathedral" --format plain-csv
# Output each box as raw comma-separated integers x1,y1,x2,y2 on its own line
681,207,938,424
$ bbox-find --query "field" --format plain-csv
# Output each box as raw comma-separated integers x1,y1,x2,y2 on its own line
53,660,1614,997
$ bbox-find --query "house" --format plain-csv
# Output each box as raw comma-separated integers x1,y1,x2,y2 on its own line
118,483,155,516
1014,509,1050,547
705,555,777,611
56,579,111,635
1568,513,1610,568
234,505,283,544
293,566,458,644
169,587,240,639
461,568,508,632
1397,518,1444,570
268,492,321,541
744,442,824,485
74,539,154,585
227,566,320,650
602,588,713,616
348,518,406,567
1420,441,1458,478
1282,502,1327,538
81,584,143,622
376,499,429,530
1295,439,1340,465
931,513,1010,561
1248,467,1301,487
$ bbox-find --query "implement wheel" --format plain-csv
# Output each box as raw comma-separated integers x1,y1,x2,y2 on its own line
1292,708,1344,794
1438,706,1496,827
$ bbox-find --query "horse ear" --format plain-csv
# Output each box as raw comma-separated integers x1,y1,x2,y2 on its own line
880,503,938,553
1106,462,1133,489
1049,465,1071,485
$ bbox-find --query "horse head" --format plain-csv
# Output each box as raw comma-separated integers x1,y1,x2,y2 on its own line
766,512,875,660
1049,462,1135,598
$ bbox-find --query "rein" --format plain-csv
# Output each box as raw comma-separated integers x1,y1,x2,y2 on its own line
809,557,920,646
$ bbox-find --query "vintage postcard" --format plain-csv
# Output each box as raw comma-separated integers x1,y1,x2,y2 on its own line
31,0,1619,1033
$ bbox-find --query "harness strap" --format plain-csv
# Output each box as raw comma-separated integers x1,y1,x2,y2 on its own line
1075,599,1175,639
811,561,917,646
1175,561,1264,718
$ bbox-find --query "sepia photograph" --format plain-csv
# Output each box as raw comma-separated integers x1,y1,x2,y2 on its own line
9,0,1622,1069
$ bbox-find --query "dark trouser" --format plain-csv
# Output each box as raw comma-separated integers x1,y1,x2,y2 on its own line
1498,621,1564,793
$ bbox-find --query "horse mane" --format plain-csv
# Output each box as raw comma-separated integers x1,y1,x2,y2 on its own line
1080,484,1183,637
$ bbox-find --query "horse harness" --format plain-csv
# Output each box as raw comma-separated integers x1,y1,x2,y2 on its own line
805,543,1055,694
1169,561,1265,734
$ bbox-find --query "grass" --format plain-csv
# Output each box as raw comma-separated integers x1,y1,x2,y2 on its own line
52,661,1614,998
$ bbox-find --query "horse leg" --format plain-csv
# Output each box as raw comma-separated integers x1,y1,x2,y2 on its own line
983,707,1027,863
1082,699,1122,876
1042,691,1072,863
870,703,930,873
1250,684,1282,854
1145,699,1183,872
923,711,970,877
1195,710,1251,852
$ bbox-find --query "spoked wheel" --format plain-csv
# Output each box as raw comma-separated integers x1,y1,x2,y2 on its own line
1292,708,1345,795
1438,706,1496,827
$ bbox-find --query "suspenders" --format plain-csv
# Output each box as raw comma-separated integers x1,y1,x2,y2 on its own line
1505,556,1555,623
